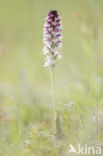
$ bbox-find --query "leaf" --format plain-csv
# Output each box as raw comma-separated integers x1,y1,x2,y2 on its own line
56,112,62,139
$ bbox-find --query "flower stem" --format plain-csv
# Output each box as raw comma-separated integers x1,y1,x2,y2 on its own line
49,67,62,138
50,67,57,122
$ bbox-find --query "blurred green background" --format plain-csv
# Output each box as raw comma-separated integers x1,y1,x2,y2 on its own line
0,0,103,93
0,0,103,155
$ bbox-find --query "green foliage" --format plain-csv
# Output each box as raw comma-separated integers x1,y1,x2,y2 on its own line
0,0,103,155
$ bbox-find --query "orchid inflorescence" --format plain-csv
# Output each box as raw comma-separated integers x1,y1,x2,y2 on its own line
43,10,62,68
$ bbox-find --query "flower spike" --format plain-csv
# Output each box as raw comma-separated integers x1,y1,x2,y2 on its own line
43,10,62,68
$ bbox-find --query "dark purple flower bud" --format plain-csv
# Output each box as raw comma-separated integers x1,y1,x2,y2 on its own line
43,10,62,67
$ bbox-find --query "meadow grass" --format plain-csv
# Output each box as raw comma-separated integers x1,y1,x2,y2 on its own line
0,0,103,155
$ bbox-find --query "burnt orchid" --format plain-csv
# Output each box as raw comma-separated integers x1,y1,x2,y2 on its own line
43,10,62,67
43,10,62,138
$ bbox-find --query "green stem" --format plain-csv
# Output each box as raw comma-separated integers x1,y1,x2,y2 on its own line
49,67,57,121
49,66,62,138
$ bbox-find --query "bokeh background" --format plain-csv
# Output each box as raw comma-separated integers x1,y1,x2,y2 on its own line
0,0,103,155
